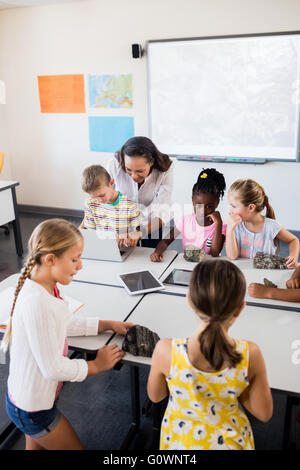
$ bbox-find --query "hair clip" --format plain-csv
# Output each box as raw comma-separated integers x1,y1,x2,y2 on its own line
200,173,207,179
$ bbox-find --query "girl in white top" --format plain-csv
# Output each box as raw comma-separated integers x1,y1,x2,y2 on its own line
106,136,174,248
226,179,299,268
1,218,132,450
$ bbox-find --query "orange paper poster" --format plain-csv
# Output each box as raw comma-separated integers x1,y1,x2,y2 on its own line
38,74,86,113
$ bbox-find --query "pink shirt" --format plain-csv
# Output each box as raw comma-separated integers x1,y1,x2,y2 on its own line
175,213,227,253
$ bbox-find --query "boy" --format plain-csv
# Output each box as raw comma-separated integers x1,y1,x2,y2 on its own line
81,165,142,247
248,265,300,302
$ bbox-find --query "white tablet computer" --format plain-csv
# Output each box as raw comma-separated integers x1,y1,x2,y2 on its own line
118,270,165,296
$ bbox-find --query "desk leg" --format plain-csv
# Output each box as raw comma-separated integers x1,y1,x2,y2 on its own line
282,395,300,449
0,422,16,446
11,187,23,257
120,365,140,450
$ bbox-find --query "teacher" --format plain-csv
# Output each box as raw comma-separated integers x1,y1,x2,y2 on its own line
106,136,174,248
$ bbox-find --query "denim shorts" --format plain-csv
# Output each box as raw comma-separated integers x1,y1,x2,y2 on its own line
5,389,61,438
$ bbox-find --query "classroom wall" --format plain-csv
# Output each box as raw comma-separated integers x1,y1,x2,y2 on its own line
0,100,12,179
0,0,300,228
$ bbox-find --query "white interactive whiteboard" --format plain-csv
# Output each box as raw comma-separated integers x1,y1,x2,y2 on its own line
147,32,300,163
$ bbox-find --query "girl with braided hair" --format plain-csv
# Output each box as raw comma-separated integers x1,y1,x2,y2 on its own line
1,219,132,450
226,179,299,268
150,168,227,261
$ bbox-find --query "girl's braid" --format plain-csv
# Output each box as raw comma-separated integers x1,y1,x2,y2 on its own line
0,252,37,352
11,253,37,315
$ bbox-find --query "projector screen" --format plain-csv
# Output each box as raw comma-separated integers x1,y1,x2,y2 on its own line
147,32,300,163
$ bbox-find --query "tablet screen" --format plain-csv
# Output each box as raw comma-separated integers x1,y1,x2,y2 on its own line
164,269,192,286
119,271,162,293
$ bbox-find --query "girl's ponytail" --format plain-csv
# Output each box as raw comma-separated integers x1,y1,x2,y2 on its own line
263,194,275,220
0,254,37,352
199,319,242,371
189,259,246,370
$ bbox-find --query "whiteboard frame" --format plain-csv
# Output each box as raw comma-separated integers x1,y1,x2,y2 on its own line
146,30,300,164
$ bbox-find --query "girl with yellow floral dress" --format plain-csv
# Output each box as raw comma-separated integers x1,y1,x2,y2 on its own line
147,259,273,450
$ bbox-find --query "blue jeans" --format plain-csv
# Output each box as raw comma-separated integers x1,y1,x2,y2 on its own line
5,389,61,438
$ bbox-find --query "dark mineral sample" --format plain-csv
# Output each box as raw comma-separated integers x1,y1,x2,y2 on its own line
122,325,160,357
263,278,277,288
184,245,206,263
253,252,288,270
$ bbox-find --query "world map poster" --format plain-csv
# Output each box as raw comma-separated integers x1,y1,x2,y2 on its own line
88,74,133,109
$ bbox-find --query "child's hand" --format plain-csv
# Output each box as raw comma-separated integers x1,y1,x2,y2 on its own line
120,237,136,247
208,211,222,225
248,283,270,299
150,250,163,262
285,256,298,270
94,344,125,373
227,212,242,230
118,231,142,248
128,230,143,246
286,277,300,289
117,236,133,248
111,321,134,336
117,236,126,248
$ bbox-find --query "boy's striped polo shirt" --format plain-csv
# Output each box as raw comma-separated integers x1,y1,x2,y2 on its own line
83,192,141,235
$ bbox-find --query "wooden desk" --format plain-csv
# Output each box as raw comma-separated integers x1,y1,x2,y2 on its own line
0,180,23,256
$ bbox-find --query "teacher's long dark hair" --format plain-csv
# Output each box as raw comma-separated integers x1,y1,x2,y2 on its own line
189,259,246,370
115,136,172,173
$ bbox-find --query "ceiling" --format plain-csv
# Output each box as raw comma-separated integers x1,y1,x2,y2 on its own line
0,0,86,9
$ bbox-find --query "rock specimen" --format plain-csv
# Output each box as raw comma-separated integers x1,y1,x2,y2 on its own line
122,325,160,357
253,252,288,270
184,245,206,263
263,278,277,288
